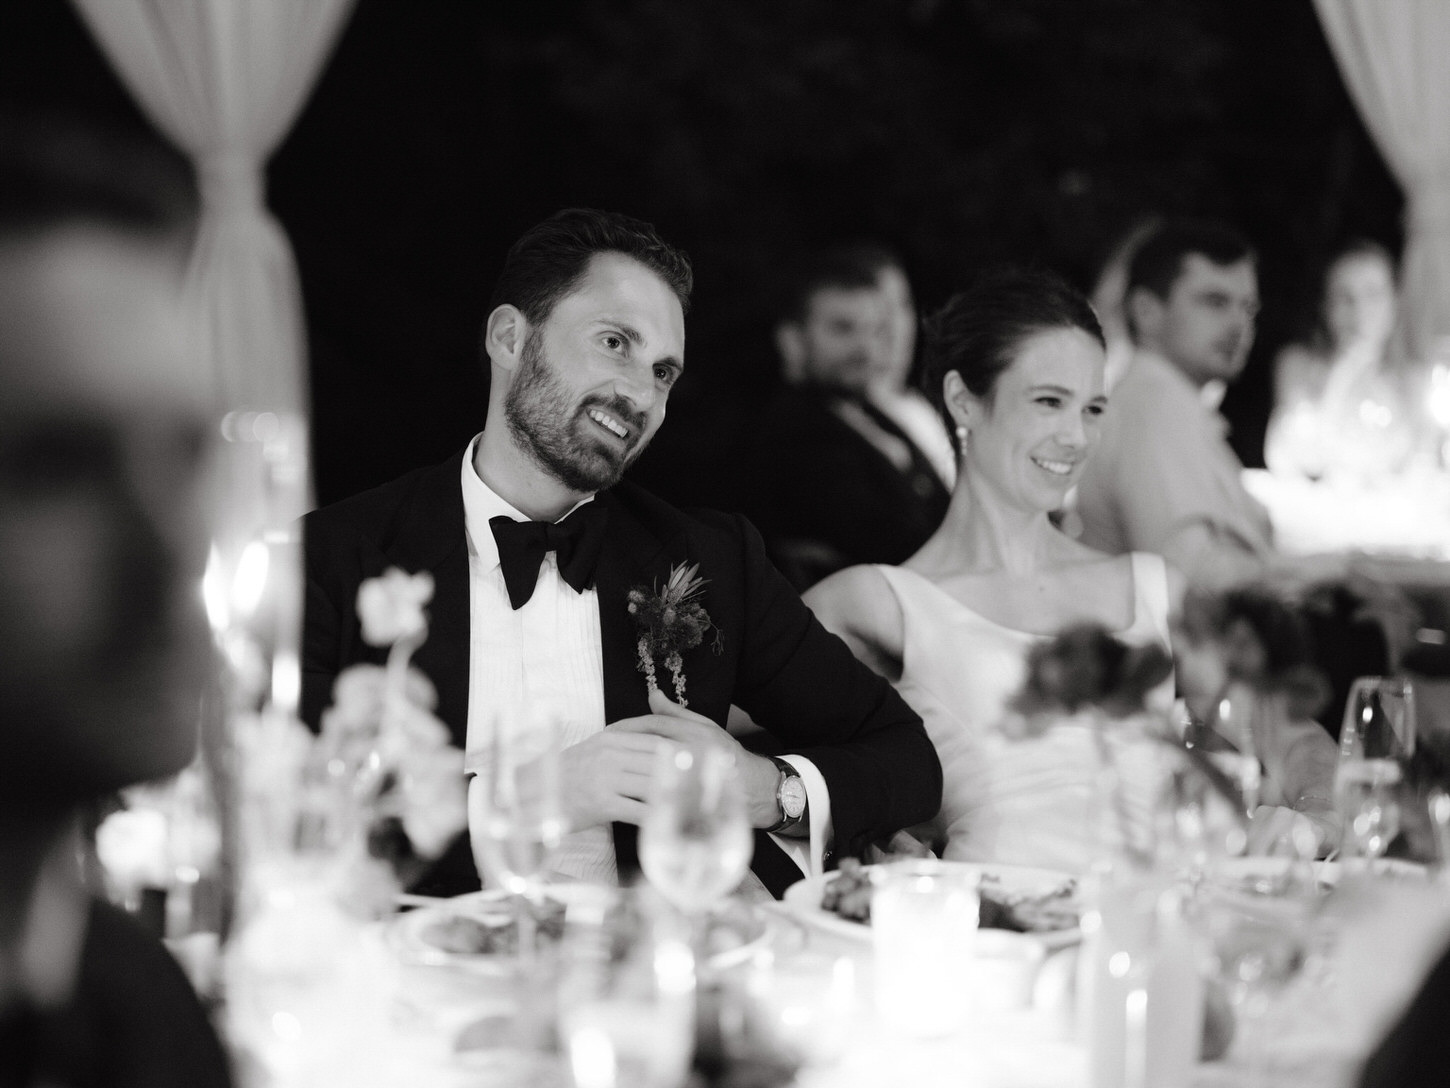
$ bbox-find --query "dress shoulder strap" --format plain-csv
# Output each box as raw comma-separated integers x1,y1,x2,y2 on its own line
1128,551,1172,645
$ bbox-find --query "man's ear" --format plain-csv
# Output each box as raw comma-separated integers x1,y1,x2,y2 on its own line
775,322,807,385
484,305,527,372
1126,286,1162,347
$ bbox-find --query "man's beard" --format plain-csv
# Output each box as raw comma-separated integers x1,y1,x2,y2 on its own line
503,329,650,493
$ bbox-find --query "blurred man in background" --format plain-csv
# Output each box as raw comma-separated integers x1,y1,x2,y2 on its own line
745,246,951,589
861,247,957,492
1075,218,1273,588
0,115,231,1087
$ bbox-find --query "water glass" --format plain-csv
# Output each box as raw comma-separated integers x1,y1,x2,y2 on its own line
468,714,566,958
871,860,979,1037
1337,677,1415,864
639,746,753,917
557,890,695,1088
1340,676,1416,763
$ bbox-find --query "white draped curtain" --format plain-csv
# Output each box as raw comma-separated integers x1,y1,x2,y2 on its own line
1314,0,1450,364
71,0,355,415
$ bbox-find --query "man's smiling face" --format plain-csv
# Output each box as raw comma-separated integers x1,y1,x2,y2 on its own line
503,251,685,494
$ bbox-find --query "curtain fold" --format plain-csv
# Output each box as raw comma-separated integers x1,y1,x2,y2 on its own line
71,0,355,414
1314,0,1450,363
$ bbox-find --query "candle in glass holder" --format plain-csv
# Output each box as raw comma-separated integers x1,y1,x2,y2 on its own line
871,860,979,1037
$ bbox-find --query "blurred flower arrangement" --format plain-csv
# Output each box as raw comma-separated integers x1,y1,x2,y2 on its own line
1011,624,1175,724
1009,624,1177,869
1174,583,1331,729
311,567,467,914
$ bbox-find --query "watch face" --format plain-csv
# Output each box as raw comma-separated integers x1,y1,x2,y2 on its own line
780,776,808,819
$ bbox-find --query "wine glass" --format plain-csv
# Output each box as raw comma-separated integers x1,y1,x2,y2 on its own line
1198,888,1314,1086
1340,676,1416,763
467,713,566,961
639,746,753,931
1336,677,1415,869
557,888,695,1088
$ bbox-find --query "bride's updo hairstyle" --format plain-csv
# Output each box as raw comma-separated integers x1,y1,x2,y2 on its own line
920,268,1104,445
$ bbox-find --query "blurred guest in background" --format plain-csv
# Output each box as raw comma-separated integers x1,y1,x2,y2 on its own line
1075,219,1272,589
1088,215,1162,392
859,246,957,491
1266,238,1415,483
744,246,952,589
0,115,231,1086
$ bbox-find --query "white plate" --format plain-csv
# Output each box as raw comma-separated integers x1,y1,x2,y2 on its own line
1209,854,1430,894
389,884,777,970
782,861,1082,950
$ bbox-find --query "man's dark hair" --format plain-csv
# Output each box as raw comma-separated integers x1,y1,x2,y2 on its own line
1126,219,1256,302
0,111,197,247
779,245,890,326
489,208,693,327
920,268,1104,439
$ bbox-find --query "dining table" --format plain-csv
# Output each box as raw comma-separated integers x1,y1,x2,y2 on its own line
218,856,1450,1088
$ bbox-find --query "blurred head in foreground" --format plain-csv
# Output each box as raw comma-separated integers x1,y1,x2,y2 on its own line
0,114,210,811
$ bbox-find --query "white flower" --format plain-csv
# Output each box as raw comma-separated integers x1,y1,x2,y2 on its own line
323,664,438,737
396,746,468,859
356,567,434,647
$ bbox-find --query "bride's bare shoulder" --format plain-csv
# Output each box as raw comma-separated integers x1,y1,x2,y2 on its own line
803,565,905,679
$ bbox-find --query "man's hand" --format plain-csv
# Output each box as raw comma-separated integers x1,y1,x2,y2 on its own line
610,688,783,829
553,728,675,830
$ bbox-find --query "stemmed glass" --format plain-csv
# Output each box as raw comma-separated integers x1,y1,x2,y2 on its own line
1198,887,1315,1087
467,713,566,962
1336,677,1416,869
638,746,753,945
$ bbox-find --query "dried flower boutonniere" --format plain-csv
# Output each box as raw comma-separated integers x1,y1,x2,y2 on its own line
628,561,723,706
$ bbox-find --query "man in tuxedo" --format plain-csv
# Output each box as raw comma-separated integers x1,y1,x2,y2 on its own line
0,116,231,1087
302,209,942,898
743,246,953,589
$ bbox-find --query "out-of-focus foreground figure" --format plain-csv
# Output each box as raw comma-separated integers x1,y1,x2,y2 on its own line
0,114,231,1087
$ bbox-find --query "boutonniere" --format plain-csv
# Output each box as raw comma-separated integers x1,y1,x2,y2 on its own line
627,561,723,706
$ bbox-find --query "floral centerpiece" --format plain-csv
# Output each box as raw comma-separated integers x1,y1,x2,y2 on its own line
1008,624,1177,870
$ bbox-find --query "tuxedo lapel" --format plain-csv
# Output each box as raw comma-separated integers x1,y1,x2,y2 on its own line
383,452,472,749
592,490,677,881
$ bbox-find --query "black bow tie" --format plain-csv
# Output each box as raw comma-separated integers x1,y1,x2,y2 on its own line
489,502,609,610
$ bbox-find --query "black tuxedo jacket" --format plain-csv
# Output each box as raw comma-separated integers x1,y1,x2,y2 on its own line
301,450,942,897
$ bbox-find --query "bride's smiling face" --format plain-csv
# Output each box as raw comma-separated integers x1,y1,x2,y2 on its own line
953,326,1107,512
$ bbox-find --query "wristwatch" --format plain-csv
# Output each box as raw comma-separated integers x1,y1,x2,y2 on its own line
765,756,808,835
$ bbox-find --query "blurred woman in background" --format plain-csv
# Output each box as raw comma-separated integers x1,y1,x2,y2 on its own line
1266,239,1414,482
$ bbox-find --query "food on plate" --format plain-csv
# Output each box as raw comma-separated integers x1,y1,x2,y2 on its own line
418,895,567,956
977,871,1080,933
819,858,875,922
819,858,1080,933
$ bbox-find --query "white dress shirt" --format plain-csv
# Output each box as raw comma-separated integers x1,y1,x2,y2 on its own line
459,435,831,890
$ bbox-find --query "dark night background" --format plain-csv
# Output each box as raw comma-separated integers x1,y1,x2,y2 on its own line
0,0,1403,513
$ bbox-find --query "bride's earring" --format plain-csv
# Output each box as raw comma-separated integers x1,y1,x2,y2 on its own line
955,424,969,456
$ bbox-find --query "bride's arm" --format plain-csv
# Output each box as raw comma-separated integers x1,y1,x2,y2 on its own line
802,566,905,682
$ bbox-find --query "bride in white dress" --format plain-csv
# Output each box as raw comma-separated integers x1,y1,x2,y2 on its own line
805,270,1181,873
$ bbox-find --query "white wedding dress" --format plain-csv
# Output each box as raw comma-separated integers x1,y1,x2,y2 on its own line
875,553,1175,874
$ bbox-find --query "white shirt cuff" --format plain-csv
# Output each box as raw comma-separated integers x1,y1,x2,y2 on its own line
768,755,832,880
